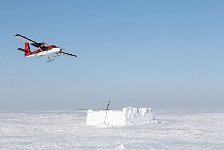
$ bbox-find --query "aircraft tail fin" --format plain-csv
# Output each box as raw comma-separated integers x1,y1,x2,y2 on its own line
24,42,31,56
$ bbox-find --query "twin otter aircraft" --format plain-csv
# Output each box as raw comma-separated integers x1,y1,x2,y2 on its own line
15,34,77,62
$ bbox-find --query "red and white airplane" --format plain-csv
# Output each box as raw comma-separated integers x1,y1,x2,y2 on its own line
15,34,77,62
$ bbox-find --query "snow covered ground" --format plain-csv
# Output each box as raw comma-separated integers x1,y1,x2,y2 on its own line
0,109,223,150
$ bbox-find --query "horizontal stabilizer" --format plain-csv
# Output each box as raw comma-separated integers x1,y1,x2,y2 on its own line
18,48,28,52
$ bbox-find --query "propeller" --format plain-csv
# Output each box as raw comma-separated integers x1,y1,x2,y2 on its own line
41,40,46,47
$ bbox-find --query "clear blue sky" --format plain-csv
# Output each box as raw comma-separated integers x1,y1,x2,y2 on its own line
0,0,224,111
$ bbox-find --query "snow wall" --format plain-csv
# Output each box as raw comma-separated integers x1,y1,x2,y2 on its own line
86,107,157,126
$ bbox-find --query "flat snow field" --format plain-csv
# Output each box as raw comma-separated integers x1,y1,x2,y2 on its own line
0,109,223,150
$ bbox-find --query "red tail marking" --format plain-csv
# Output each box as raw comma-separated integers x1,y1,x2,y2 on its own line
24,42,31,56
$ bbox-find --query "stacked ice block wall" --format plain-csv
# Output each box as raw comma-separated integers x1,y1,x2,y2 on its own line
86,107,156,126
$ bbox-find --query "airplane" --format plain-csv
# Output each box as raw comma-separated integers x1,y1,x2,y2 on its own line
15,34,77,62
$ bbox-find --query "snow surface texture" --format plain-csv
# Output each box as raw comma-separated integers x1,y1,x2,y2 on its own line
86,107,156,126
0,109,224,149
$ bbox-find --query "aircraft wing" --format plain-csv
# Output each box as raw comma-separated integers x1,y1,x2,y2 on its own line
15,34,42,48
61,51,77,57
